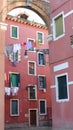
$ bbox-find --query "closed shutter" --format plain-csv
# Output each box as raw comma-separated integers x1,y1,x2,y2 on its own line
55,15,63,37
12,27,17,38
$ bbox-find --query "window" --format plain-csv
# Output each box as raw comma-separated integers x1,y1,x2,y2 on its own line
37,31,44,44
10,25,19,39
38,75,46,89
28,85,37,100
10,99,19,116
53,12,64,39
39,100,46,115
56,74,69,102
38,52,45,65
27,38,35,51
70,35,73,46
28,61,36,75
9,73,20,87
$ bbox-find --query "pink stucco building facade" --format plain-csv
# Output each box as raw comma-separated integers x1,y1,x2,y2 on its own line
49,0,73,129
4,14,51,129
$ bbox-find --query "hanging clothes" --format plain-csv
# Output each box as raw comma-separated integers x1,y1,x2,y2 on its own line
26,41,32,50
11,87,19,96
13,44,21,53
5,44,13,56
5,87,11,96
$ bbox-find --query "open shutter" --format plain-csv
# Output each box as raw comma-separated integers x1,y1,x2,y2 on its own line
10,73,12,87
43,77,46,88
17,74,20,87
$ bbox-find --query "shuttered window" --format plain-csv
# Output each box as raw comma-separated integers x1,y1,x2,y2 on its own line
11,25,19,39
10,73,20,87
55,15,63,37
53,13,64,39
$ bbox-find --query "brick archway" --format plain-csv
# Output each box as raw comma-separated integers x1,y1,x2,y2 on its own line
2,0,50,31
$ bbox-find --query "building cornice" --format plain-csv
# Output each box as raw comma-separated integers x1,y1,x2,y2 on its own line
6,15,47,30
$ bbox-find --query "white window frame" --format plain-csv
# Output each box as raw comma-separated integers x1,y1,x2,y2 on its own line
53,12,65,40
28,61,36,76
9,72,20,88
39,99,47,115
56,73,69,102
10,99,19,116
37,52,45,66
28,85,37,100
36,31,44,44
10,25,19,39
27,38,36,52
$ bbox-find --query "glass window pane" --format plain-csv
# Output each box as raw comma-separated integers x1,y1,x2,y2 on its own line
40,101,45,114
38,32,43,43
39,76,46,88
29,62,35,74
38,53,45,65
30,86,35,99
12,100,18,115
58,75,68,100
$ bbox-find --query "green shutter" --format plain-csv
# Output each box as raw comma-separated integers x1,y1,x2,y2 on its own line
10,73,20,87
55,15,63,37
17,74,20,87
10,73,12,87
12,26,17,38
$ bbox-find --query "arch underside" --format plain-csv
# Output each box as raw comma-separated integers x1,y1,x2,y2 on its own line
1,0,50,31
